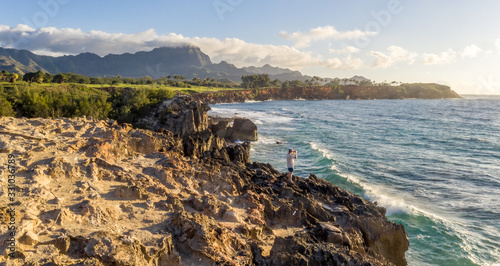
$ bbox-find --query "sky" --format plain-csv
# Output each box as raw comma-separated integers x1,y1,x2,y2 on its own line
1,0,500,95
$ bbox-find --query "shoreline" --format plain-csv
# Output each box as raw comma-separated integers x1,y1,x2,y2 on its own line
211,96,500,265
0,95,410,265
192,84,461,104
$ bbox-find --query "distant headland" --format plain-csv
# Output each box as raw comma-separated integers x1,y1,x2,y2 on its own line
193,84,461,104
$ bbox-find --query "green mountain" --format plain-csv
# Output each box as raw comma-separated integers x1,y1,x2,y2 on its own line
0,46,314,82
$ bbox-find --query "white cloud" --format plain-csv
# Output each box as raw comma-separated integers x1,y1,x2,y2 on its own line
495,39,500,53
370,51,392,68
329,46,360,54
370,45,483,67
280,26,377,48
369,46,417,68
0,24,365,71
461,44,482,58
421,49,457,64
388,46,417,64
322,56,364,70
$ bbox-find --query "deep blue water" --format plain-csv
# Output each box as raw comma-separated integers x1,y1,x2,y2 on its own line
209,95,500,266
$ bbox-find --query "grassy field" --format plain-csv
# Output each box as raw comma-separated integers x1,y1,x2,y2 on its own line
0,81,242,94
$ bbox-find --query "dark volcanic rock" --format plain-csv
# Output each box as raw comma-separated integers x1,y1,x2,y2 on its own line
136,95,227,157
230,118,258,141
142,95,211,137
136,95,258,157
210,120,231,139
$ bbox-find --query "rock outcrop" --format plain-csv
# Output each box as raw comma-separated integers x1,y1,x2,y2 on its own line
0,112,409,265
193,84,461,104
210,118,258,142
136,96,257,158
231,118,258,142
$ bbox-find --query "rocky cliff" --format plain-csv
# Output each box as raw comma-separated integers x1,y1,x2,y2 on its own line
193,84,461,104
0,96,409,265
135,96,257,158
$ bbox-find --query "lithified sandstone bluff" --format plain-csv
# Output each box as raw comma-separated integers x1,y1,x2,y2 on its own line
0,96,409,265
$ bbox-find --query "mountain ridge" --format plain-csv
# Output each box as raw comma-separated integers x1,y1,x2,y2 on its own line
0,46,319,82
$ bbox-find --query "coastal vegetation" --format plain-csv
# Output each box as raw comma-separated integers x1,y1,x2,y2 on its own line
0,82,177,122
0,70,460,123
0,70,241,121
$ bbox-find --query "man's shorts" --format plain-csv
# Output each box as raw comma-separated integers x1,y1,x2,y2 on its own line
288,168,294,172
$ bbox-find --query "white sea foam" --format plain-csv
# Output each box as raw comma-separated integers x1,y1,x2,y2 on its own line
361,183,415,215
340,170,491,264
209,108,294,124
309,142,338,171
257,135,284,145
341,171,447,218
309,143,445,216
310,142,333,160
215,98,500,265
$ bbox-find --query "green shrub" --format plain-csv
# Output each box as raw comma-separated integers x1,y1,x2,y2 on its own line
0,96,15,117
109,87,176,123
0,83,175,122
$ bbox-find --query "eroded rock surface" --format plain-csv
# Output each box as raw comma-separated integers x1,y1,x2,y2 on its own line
0,100,408,265
136,96,258,158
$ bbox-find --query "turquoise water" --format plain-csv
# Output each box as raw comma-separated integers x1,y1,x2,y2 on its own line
209,96,500,266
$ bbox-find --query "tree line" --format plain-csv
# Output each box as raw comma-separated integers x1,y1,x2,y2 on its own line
5,70,238,89
0,70,19,83
3,69,382,90
240,74,377,89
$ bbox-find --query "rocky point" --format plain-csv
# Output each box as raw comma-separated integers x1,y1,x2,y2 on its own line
0,95,409,265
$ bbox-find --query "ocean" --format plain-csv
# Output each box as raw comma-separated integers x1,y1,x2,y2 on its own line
208,95,500,266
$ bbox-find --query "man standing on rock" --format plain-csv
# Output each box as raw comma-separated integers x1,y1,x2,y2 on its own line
286,148,297,183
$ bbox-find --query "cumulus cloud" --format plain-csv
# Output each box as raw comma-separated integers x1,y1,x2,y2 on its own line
370,45,481,67
461,44,482,58
322,56,364,70
369,46,417,68
421,49,457,64
0,25,173,56
369,51,392,68
329,46,360,54
280,26,377,48
0,24,364,71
